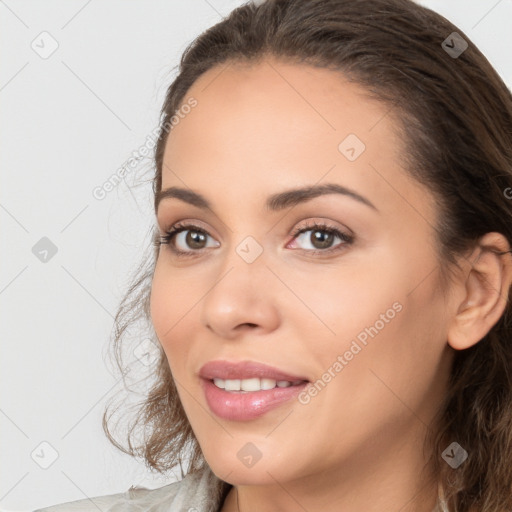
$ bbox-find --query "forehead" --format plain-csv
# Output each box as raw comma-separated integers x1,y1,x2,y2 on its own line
169,57,393,155
160,57,435,224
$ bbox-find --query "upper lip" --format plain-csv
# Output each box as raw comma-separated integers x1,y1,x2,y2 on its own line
199,360,309,382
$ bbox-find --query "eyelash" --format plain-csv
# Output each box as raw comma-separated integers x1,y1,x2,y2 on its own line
156,220,354,258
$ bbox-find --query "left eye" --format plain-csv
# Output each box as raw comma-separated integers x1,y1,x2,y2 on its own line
288,223,353,252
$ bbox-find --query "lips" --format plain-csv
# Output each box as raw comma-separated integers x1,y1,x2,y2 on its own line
201,378,308,421
199,360,310,383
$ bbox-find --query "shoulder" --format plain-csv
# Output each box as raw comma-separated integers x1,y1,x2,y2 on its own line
33,466,231,512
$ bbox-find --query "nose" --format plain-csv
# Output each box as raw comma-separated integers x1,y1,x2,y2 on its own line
200,251,281,340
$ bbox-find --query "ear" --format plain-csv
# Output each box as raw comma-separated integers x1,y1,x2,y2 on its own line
447,232,512,351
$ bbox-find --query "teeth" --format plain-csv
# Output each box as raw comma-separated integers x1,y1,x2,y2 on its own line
225,379,241,391
213,378,226,389
241,378,261,391
261,378,277,390
212,378,301,391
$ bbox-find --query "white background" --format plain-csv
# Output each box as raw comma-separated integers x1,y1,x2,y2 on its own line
1,1,511,510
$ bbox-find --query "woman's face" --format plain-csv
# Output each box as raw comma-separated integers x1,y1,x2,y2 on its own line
150,57,455,488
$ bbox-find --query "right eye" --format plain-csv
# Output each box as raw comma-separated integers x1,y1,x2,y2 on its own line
157,222,220,257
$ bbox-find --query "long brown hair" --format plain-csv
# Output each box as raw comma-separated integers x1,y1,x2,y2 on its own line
103,1,512,510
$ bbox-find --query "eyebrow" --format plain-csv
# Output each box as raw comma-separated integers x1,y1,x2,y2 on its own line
155,183,378,212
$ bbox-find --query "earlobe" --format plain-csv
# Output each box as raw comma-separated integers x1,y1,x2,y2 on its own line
447,232,512,351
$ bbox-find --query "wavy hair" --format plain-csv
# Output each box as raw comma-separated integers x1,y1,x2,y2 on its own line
103,1,512,510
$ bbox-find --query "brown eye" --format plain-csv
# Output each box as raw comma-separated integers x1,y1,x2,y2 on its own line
184,230,208,249
289,222,354,254
309,230,335,249
158,223,220,256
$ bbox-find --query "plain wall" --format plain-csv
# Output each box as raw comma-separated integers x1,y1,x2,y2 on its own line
1,1,511,510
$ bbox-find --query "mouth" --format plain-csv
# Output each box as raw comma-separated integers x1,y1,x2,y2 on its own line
199,360,311,421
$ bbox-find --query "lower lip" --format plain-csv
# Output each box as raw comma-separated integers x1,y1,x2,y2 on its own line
201,378,308,421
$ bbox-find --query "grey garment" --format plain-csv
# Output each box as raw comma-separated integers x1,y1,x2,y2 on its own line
33,466,232,512
33,466,449,512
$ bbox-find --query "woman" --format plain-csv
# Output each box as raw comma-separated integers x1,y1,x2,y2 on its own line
35,0,512,510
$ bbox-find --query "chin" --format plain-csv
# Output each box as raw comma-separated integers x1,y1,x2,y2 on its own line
203,445,299,487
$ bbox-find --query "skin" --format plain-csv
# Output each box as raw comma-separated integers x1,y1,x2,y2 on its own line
150,56,512,512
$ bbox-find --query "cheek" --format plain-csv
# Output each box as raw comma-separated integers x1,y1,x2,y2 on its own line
150,260,190,336
149,261,203,377
149,262,186,360
282,256,404,353
334,272,448,420
296,248,446,389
